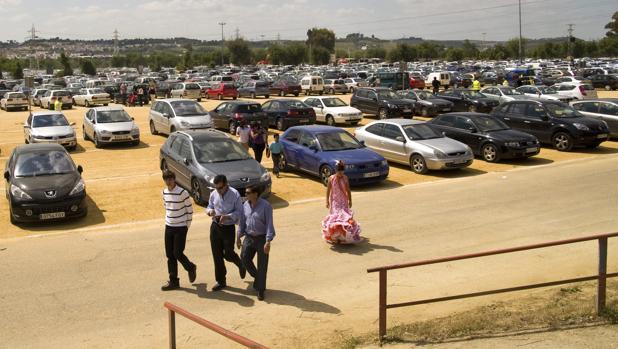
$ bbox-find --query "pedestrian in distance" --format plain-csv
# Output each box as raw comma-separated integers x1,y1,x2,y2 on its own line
120,83,127,105
137,86,145,107
161,170,197,291
236,120,251,150
471,76,481,91
54,97,62,111
268,133,283,178
322,160,361,244
432,77,440,95
206,175,246,291
237,185,275,301
250,121,268,163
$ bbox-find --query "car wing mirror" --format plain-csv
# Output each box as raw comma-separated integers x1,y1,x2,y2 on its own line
468,127,478,133
131,117,135,120
3,171,9,181
395,136,406,143
23,125,30,128
359,140,365,146
70,122,76,126
183,157,191,165
308,145,318,152
77,165,83,174
163,113,170,118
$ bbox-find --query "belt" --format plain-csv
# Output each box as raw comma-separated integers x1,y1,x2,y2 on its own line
248,233,266,238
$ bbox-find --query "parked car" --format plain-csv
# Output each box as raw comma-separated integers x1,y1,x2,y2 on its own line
434,88,500,113
408,73,426,89
350,87,415,119
278,125,389,185
396,89,453,117
555,76,590,85
427,112,540,162
149,99,213,136
480,86,531,103
206,83,237,100
589,74,618,91
303,96,363,126
159,130,271,203
39,90,73,110
269,79,302,97
3,143,87,224
170,82,202,101
515,85,570,102
237,80,270,99
23,111,77,150
553,83,597,100
323,79,348,95
209,101,269,134
29,88,49,106
82,106,140,148
72,88,111,107
491,100,609,151
343,78,368,93
354,119,473,174
570,99,618,137
1,92,28,111
300,75,324,95
155,81,176,99
262,99,316,131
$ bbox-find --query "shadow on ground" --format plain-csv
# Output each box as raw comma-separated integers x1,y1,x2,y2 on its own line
14,194,106,232
329,238,404,256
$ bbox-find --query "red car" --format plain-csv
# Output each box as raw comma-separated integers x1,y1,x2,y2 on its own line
409,74,426,89
206,83,238,100
269,79,302,97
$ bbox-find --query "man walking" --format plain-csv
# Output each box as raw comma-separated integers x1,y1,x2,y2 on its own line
237,185,275,301
161,170,197,291
206,175,246,291
268,133,282,178
431,77,440,95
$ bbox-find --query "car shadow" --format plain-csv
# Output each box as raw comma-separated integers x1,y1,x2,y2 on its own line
352,179,403,193
574,144,618,155
427,167,487,179
68,143,88,154
329,237,404,256
14,194,106,232
94,141,150,151
269,193,290,210
497,156,554,167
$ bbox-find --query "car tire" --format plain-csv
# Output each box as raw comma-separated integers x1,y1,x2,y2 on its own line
606,85,612,91
552,132,573,151
132,140,140,146
319,91,323,95
170,126,176,134
279,90,284,97
197,98,201,102
233,95,237,100
326,115,335,126
320,165,333,186
410,154,428,174
229,121,237,135
276,118,285,131
191,178,204,205
481,143,500,162
93,133,101,148
103,103,108,106
9,206,17,225
265,95,269,99
85,100,90,107
67,145,77,151
251,92,256,99
279,153,289,172
378,108,388,120
294,93,299,97
150,121,158,135
83,127,89,141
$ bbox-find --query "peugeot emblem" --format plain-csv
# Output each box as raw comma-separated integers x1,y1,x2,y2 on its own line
240,177,249,183
44,190,56,198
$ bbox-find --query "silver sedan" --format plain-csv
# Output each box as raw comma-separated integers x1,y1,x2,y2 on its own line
82,106,140,148
354,119,473,174
24,111,77,150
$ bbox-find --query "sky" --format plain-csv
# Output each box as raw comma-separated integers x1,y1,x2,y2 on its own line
0,0,615,42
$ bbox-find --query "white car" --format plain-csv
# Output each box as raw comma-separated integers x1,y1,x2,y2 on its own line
515,85,569,102
148,99,213,136
29,88,49,106
169,82,202,101
82,106,140,148
343,78,367,93
72,88,111,107
302,96,363,126
553,83,598,100
1,92,29,111
39,90,73,110
24,111,77,150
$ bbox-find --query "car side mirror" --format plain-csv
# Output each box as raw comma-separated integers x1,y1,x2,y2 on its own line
23,125,30,129
3,171,9,181
395,136,406,143
309,145,318,152
359,140,365,146
70,122,76,126
467,126,477,133
77,165,83,174
183,157,191,165
372,97,377,101
131,117,135,120
441,131,447,136
163,113,170,118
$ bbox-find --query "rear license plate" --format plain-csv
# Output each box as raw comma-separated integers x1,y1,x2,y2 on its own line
597,134,608,139
40,212,65,220
526,147,538,153
363,171,379,178
300,119,309,122
442,108,451,112
403,109,412,113
453,159,468,164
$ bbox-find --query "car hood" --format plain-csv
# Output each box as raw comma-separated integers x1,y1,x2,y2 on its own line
484,129,537,142
562,116,608,130
324,106,361,114
12,173,81,201
322,147,385,165
31,126,75,137
95,121,135,132
415,137,470,153
467,97,497,104
200,159,265,181
423,98,453,106
177,114,213,125
381,99,413,106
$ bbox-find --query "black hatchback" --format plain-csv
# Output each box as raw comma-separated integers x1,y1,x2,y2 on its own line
435,88,500,113
4,143,87,224
262,99,316,131
209,101,269,134
427,112,540,162
350,87,415,119
491,100,610,151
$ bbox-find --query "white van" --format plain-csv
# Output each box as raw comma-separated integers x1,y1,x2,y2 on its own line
425,72,451,88
300,76,324,95
210,75,235,84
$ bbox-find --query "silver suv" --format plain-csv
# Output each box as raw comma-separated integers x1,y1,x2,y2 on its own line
169,82,202,101
149,99,213,136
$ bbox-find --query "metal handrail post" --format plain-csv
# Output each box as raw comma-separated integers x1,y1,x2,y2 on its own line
379,270,387,341
169,309,176,349
597,237,608,315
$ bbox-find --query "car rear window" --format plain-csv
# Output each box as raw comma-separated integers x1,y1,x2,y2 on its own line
256,82,269,88
223,83,236,89
236,104,262,113
185,83,200,90
54,91,70,96
10,93,26,98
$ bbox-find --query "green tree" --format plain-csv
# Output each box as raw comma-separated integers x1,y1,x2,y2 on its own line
80,59,97,75
461,39,479,58
59,52,73,76
444,48,464,61
311,46,331,65
387,43,417,62
183,44,193,69
226,38,252,65
365,47,387,59
416,41,441,59
268,44,286,65
285,43,308,65
253,48,268,63
13,61,23,79
604,11,618,37
306,27,336,52
111,55,127,67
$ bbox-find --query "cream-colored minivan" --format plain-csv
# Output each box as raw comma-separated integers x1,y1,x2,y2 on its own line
300,76,324,95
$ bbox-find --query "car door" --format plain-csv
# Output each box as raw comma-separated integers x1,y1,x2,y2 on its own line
262,101,273,126
297,131,321,175
598,102,618,135
167,135,191,188
366,90,379,115
361,123,385,152
454,116,483,152
24,114,33,141
524,103,552,142
84,109,95,139
281,129,301,167
159,102,174,133
501,102,529,132
210,103,228,129
379,123,407,162
308,98,325,122
150,101,162,132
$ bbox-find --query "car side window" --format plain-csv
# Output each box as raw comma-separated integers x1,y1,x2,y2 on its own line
271,101,280,110
509,103,527,116
526,104,547,120
357,90,367,98
454,116,474,130
284,129,300,143
215,103,227,112
86,109,94,121
600,103,618,116
180,139,192,159
578,102,600,113
382,124,403,140
262,101,271,111
162,103,174,117
365,123,384,136
368,91,377,100
299,132,316,148
434,114,456,127
170,136,184,156
152,101,161,112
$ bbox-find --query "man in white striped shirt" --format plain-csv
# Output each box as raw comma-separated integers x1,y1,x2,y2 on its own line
161,170,197,291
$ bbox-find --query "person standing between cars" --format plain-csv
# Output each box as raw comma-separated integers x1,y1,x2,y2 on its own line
502,78,509,87
432,77,440,95
322,160,361,244
237,185,275,301
206,175,246,291
120,83,127,105
472,76,481,91
236,120,251,150
268,133,283,178
137,86,145,107
250,121,268,163
149,80,156,101
161,170,197,291
54,97,62,111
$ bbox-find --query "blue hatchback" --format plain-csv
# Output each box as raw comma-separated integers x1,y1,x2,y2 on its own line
278,125,389,185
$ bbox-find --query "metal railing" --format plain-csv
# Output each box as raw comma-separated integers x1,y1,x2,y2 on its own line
367,232,618,340
164,302,269,349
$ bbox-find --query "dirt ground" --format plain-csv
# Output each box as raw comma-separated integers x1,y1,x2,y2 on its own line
1,91,617,239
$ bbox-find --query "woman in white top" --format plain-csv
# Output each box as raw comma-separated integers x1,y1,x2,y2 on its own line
236,120,251,150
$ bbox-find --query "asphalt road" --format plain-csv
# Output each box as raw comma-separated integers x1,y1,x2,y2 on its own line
1,147,617,348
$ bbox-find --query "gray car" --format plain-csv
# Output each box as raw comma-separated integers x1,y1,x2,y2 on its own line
354,119,473,174
571,98,618,137
149,99,214,136
82,106,140,148
159,130,272,205
480,86,532,104
24,111,77,150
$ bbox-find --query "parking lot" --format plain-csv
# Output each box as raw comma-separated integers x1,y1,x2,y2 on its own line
1,91,618,239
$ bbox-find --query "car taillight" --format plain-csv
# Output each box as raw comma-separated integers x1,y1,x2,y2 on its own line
578,85,587,96
92,96,97,99
309,109,316,117
183,91,188,96
51,96,57,100
233,113,243,120
288,110,299,116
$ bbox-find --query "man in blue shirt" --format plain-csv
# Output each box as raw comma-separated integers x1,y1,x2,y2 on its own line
237,185,275,301
207,175,246,291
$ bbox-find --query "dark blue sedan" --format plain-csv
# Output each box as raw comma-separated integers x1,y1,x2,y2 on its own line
279,125,389,185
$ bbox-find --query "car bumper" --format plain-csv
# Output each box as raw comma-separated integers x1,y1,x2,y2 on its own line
387,109,415,118
426,156,474,170
31,137,77,148
99,134,140,144
334,115,363,124
284,117,316,128
347,166,389,185
500,145,541,159
573,132,609,145
5,103,28,109
90,99,111,105
10,195,87,223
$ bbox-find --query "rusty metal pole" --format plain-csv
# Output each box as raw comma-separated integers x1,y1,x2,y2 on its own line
169,309,176,349
379,270,387,342
597,237,608,315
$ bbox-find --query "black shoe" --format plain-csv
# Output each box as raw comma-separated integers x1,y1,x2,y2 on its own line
257,290,265,301
161,279,179,291
188,266,197,283
212,283,226,291
239,264,246,279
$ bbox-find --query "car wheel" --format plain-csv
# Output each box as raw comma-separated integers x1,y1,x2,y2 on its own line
170,126,176,134
233,95,237,100
103,103,108,106
326,115,335,126
468,104,477,112
279,90,284,97
294,93,299,97
132,140,140,146
421,107,429,117
83,127,89,141
552,132,573,151
25,138,29,144
9,206,17,225
320,165,333,186
378,108,388,120
218,94,223,100
410,154,428,174
93,133,101,148
191,178,203,205
606,85,612,91
229,121,237,134
279,153,289,172
251,92,256,99
265,95,269,99
197,98,201,102
305,90,309,96
276,118,285,131
150,121,158,135
319,91,323,95
481,143,500,162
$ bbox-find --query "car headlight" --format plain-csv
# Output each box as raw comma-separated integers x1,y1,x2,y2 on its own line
10,184,32,200
380,160,388,167
132,124,139,132
205,175,214,184
433,149,447,159
260,171,271,182
69,179,85,196
180,121,190,127
99,129,111,135
505,141,520,147
573,123,590,131
345,164,355,170
387,103,397,109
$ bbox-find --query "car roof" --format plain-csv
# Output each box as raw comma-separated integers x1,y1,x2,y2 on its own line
369,118,425,126
270,99,303,103
173,129,229,141
14,143,66,154
30,111,64,117
286,125,343,133
92,106,125,112
225,101,261,105
572,98,618,103
438,112,494,118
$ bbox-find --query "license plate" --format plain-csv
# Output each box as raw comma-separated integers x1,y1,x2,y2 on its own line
363,171,379,178
526,147,538,153
597,134,608,139
453,159,468,164
442,108,451,111
403,109,412,113
40,212,65,220
115,136,132,140
300,119,309,122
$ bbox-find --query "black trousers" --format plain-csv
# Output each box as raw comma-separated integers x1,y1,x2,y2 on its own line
241,235,269,291
271,154,281,174
165,225,195,281
210,222,243,285
252,143,266,163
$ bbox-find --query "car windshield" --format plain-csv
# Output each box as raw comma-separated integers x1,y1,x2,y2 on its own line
285,100,310,108
33,114,69,128
416,91,433,100
539,86,558,94
171,101,208,116
316,131,361,151
403,124,443,140
14,150,75,177
193,139,251,163
321,98,347,107
461,90,486,98
500,88,522,96
185,83,200,90
473,116,510,131
53,91,70,96
378,90,399,99
96,110,132,123
545,103,581,118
